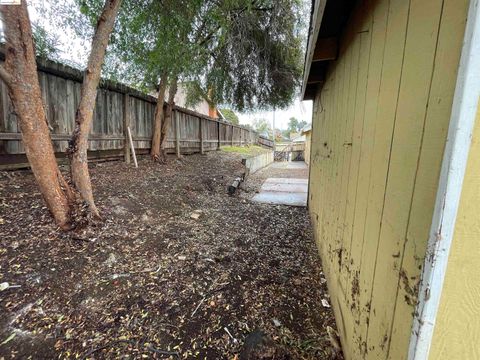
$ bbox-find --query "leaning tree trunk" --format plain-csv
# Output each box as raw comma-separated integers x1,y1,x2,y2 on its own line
68,0,122,218
159,77,178,161
151,73,168,161
0,1,73,229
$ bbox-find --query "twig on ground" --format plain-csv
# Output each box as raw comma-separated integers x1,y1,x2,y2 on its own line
70,235,92,243
141,264,162,274
224,327,238,344
191,296,206,317
191,276,224,317
107,264,162,281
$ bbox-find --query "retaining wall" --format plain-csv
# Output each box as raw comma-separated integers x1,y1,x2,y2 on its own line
242,151,274,174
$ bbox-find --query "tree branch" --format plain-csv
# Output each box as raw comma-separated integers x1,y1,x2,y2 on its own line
195,0,264,47
197,25,221,46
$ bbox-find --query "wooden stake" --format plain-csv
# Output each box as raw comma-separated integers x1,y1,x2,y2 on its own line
175,111,181,158
127,126,138,168
123,93,131,164
199,117,204,154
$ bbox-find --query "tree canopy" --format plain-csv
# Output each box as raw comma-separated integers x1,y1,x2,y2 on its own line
287,117,307,132
189,0,306,112
105,0,205,88
75,0,306,111
252,118,271,138
32,23,60,59
219,108,239,124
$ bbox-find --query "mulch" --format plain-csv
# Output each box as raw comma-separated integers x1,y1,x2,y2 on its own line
0,151,342,359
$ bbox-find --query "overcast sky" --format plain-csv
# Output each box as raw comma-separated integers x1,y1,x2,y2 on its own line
238,99,312,130
28,0,91,69
27,1,313,130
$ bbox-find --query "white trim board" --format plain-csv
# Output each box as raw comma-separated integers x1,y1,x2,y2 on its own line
408,0,480,358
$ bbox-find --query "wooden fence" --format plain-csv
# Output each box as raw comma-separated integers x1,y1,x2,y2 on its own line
0,55,267,169
257,136,274,148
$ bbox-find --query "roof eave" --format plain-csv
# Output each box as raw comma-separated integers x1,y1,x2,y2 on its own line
300,0,328,101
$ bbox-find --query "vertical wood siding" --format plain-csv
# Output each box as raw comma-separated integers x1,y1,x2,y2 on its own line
308,0,468,358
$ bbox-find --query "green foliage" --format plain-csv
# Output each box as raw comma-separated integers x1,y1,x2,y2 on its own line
196,0,307,112
32,0,114,69
43,0,198,88
285,116,307,137
41,0,307,109
107,0,306,109
252,118,271,138
221,145,267,157
106,0,206,89
287,117,300,133
219,108,239,124
32,23,60,59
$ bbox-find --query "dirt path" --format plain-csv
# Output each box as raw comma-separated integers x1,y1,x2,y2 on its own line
0,152,340,359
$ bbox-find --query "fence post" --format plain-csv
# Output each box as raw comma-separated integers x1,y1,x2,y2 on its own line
175,111,181,158
231,125,234,146
240,129,243,147
123,93,131,164
199,117,204,154
217,121,221,150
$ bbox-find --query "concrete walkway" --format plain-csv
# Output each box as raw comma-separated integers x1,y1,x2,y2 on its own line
252,162,309,207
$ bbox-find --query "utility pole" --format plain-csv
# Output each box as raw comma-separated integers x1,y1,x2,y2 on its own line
272,107,276,151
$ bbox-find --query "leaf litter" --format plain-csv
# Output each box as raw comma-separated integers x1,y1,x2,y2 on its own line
0,151,342,359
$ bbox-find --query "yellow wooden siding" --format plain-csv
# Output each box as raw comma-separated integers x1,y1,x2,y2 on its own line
308,0,468,359
429,104,480,359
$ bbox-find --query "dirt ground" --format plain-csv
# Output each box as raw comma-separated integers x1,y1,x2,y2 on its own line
0,151,341,359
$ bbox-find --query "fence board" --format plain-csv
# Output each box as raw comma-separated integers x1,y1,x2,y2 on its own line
0,56,271,168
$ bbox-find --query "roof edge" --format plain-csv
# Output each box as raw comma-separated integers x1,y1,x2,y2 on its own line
300,0,327,101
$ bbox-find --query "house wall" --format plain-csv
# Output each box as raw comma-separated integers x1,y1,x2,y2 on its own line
304,131,311,165
308,0,468,359
173,83,211,117
429,104,480,360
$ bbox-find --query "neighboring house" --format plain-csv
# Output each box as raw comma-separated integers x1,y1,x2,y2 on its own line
302,1,480,360
289,132,300,140
290,133,307,162
301,124,311,165
292,134,306,143
168,82,223,120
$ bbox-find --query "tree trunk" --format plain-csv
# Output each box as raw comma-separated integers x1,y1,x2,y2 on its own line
68,0,122,219
0,1,73,229
151,73,168,161
159,77,178,161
